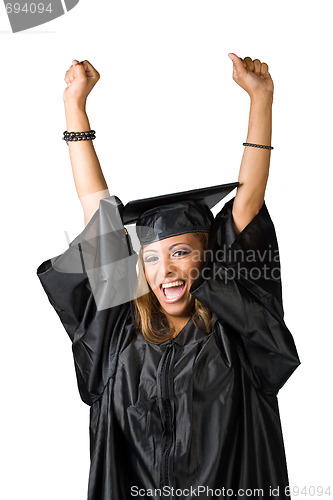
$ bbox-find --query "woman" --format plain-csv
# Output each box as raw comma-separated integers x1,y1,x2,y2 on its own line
37,54,300,499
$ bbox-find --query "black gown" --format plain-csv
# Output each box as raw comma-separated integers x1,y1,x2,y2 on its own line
37,197,300,500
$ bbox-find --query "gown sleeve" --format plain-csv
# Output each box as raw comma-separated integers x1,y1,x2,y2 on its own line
190,197,300,396
36,195,138,406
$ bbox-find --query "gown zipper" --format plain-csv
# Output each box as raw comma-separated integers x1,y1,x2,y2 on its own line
159,343,174,493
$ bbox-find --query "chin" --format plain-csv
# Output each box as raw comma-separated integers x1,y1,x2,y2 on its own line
158,296,194,319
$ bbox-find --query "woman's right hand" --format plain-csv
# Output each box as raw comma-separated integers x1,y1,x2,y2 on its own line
63,60,100,109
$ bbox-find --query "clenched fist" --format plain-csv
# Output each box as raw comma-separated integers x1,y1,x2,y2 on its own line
63,60,100,108
228,53,274,101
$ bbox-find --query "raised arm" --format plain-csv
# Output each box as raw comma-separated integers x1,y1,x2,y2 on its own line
63,60,110,226
228,53,274,234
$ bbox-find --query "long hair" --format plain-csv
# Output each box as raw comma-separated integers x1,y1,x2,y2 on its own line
134,232,211,345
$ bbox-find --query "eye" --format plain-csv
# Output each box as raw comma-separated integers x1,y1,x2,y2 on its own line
172,249,191,258
143,255,159,263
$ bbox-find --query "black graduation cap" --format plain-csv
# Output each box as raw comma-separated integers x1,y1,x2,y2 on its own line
122,182,239,245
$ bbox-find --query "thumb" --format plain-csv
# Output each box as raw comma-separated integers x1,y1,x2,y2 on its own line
228,53,245,79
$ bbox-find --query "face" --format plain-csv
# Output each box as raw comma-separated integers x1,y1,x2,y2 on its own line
142,233,205,321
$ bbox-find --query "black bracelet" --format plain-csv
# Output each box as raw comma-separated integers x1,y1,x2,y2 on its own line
63,130,96,145
243,142,274,150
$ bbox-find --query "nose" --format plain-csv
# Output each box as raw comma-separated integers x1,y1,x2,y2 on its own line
158,254,176,279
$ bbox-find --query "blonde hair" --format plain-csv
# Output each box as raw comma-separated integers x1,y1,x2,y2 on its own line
134,232,211,345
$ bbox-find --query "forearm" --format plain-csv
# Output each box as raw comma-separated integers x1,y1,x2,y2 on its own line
65,102,108,197
233,94,273,232
65,102,109,225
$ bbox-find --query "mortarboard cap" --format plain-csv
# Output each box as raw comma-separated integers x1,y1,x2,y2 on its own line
122,182,239,245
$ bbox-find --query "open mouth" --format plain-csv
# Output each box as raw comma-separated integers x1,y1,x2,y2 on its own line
160,280,186,303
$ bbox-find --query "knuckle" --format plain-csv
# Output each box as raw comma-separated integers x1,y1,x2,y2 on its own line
261,62,268,71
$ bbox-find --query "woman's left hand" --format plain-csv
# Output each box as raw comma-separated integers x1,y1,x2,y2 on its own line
228,53,274,101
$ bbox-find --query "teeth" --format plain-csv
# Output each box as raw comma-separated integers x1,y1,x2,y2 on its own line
162,280,184,289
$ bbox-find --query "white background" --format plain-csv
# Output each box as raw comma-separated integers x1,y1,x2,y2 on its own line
1,1,332,499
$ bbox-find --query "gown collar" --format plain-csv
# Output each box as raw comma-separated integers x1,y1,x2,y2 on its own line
157,317,211,348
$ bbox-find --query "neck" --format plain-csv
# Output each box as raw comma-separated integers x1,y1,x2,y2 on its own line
166,315,191,338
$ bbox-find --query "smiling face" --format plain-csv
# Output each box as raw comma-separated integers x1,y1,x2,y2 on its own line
142,233,205,323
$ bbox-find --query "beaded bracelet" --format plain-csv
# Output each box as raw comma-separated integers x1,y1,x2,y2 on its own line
243,142,274,150
63,130,96,145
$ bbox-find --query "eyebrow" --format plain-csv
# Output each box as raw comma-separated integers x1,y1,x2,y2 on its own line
143,242,191,254
169,242,192,250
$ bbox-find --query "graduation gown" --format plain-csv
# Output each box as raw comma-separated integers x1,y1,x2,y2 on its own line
37,197,300,500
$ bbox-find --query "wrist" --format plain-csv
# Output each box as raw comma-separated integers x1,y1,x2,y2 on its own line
64,105,91,132
249,90,273,107
64,97,87,114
